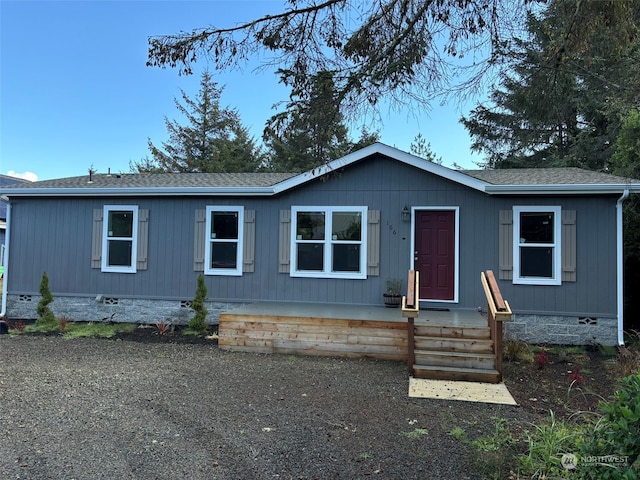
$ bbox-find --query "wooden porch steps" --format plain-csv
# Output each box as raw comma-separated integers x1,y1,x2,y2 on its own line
415,325,491,339
411,325,500,383
412,365,501,383
414,336,494,353
414,350,497,369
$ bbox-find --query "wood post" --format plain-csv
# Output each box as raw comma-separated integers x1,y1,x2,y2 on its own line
480,270,512,382
402,270,420,375
407,317,415,374
494,317,504,377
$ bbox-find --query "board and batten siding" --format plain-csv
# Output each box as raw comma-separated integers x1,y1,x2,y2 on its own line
91,208,150,271
489,195,617,317
5,156,619,317
498,209,576,282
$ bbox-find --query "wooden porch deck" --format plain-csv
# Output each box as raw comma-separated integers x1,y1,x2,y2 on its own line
218,302,488,361
221,302,487,325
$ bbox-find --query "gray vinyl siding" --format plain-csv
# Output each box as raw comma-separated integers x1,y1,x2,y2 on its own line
5,155,619,318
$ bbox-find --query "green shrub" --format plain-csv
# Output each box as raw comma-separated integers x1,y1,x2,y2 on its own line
36,272,56,326
578,373,640,479
188,274,209,334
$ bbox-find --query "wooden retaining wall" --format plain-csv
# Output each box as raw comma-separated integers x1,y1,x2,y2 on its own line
218,314,408,361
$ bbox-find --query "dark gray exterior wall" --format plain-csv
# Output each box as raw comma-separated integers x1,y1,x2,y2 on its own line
493,195,617,319
6,155,618,319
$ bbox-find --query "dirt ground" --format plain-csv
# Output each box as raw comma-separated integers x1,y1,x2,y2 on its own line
503,345,620,419
0,328,623,479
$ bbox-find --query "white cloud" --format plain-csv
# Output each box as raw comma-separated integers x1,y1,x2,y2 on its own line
6,170,38,182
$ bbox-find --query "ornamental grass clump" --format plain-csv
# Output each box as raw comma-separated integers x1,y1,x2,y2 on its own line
10,319,26,331
58,315,71,332
36,272,56,327
519,410,578,479
617,330,640,377
156,320,172,336
188,274,209,334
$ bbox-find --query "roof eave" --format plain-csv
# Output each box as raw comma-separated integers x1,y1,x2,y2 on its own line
484,184,640,195
1,186,277,197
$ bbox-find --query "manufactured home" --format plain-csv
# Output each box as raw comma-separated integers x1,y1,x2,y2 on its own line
2,143,639,350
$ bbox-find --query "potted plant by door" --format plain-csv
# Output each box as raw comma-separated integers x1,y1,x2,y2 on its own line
383,278,403,308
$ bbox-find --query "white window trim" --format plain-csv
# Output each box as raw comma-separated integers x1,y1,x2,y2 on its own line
513,205,562,285
101,205,138,273
290,206,367,279
204,206,244,276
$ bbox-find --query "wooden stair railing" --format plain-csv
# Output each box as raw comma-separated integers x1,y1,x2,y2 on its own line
402,270,420,375
480,270,512,382
404,269,512,383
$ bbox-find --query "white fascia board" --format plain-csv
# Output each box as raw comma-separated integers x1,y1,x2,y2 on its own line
484,184,640,195
1,187,277,197
272,142,488,194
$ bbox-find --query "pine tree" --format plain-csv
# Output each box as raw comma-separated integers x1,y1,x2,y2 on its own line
610,109,640,328
461,0,640,170
263,71,378,172
131,70,261,173
410,133,442,164
611,110,640,181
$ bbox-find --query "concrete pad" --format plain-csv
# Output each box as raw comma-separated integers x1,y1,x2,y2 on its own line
409,377,517,405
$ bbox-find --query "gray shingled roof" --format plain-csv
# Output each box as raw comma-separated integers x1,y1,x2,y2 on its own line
0,174,30,188
1,172,297,190
462,167,639,185
3,142,640,199
1,174,30,219
5,167,635,192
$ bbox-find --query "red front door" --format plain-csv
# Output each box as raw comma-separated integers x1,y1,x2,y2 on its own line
414,210,456,301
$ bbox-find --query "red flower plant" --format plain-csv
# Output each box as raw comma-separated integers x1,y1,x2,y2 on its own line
569,367,585,385
535,347,549,370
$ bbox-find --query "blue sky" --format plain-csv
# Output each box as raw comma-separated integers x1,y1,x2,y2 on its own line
1,0,483,182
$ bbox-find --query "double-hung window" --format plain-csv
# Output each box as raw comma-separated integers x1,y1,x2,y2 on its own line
102,205,138,273
513,206,561,285
291,206,367,279
204,206,244,276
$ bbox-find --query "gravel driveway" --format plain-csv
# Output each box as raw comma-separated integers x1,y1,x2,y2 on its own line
0,336,534,479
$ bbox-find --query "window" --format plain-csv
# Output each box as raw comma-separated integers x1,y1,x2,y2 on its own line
513,206,561,285
291,206,367,279
204,206,244,276
101,205,138,273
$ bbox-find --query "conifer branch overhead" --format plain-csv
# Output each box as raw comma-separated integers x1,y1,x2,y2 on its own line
147,1,639,119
